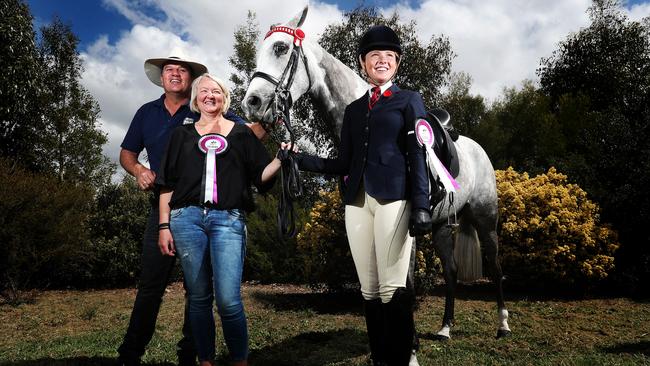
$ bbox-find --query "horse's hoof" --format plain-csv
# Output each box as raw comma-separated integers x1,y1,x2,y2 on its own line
432,334,450,341
496,329,511,339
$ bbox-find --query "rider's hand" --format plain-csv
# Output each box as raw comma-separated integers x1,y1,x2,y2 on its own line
409,208,432,237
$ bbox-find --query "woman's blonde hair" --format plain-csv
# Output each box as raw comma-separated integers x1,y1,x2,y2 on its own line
190,73,231,115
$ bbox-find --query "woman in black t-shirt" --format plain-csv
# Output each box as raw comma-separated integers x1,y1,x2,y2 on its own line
156,73,281,366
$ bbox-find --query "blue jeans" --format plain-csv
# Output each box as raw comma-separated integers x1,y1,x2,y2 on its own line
170,206,248,362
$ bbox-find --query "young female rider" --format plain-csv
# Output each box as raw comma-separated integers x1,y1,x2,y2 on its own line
292,25,432,365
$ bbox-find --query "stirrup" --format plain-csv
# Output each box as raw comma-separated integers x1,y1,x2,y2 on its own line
446,192,459,235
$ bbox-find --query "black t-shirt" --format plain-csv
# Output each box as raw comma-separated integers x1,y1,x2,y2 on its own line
156,123,275,212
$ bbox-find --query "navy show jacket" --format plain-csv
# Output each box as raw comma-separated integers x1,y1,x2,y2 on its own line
298,84,430,211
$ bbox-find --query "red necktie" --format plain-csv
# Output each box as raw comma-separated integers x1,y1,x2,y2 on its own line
368,86,381,109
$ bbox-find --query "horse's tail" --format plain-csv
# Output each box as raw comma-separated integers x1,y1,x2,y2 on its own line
453,218,483,282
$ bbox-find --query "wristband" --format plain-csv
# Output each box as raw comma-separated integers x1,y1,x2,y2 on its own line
158,222,170,231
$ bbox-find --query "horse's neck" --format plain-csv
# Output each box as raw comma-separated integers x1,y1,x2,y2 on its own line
307,42,367,136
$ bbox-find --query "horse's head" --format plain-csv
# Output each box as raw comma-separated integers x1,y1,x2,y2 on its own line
243,6,312,125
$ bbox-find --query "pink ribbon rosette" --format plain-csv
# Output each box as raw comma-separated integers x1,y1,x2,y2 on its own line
198,134,229,204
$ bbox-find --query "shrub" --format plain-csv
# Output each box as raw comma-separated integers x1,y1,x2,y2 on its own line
0,158,94,297
297,188,355,290
87,175,150,287
414,234,442,294
496,167,619,288
245,189,307,284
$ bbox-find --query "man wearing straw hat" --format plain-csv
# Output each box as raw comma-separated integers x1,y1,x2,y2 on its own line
117,56,263,366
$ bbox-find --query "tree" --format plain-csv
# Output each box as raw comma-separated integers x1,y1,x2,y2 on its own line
539,0,650,119
439,72,486,137
0,0,44,169
37,18,114,186
537,0,650,292
473,81,567,174
229,10,260,117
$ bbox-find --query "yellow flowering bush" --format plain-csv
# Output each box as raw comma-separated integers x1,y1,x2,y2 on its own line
413,233,443,293
297,188,357,290
496,167,619,287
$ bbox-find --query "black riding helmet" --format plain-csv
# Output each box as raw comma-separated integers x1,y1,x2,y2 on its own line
357,25,402,60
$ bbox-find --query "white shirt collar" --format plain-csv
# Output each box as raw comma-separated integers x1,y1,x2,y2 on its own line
368,81,393,96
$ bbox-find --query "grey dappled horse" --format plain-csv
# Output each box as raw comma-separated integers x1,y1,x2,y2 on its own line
242,6,510,340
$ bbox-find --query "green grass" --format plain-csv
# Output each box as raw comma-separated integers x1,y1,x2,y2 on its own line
1,283,649,365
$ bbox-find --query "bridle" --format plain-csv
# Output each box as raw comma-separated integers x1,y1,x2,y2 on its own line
251,25,312,238
251,25,312,136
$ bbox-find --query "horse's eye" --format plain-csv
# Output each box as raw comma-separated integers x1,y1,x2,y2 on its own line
273,42,290,56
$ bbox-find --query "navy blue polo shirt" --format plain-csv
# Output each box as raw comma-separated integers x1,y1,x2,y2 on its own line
121,94,246,174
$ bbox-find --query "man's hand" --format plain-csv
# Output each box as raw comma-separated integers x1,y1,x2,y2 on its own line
120,149,156,191
247,122,268,141
135,165,156,191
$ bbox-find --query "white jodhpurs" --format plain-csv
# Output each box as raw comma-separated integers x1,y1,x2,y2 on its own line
345,190,413,303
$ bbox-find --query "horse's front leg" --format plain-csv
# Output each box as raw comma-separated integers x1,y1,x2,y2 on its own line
432,224,457,341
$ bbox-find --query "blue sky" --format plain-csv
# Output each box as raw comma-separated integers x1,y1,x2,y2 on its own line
28,0,129,50
23,0,650,173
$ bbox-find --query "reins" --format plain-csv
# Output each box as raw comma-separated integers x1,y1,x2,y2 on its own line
251,25,311,238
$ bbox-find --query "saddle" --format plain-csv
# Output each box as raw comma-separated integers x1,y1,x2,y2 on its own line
426,108,460,179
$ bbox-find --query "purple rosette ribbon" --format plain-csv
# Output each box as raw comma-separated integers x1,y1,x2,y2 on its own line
198,134,229,204
415,118,460,193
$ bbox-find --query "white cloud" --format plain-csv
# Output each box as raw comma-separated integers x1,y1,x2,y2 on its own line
628,2,650,21
101,0,334,79
389,0,592,103
81,0,649,173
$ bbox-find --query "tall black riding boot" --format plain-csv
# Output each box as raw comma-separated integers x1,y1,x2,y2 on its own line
384,288,416,366
364,298,388,366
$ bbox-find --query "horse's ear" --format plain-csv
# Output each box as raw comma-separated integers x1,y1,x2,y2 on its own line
286,6,308,28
